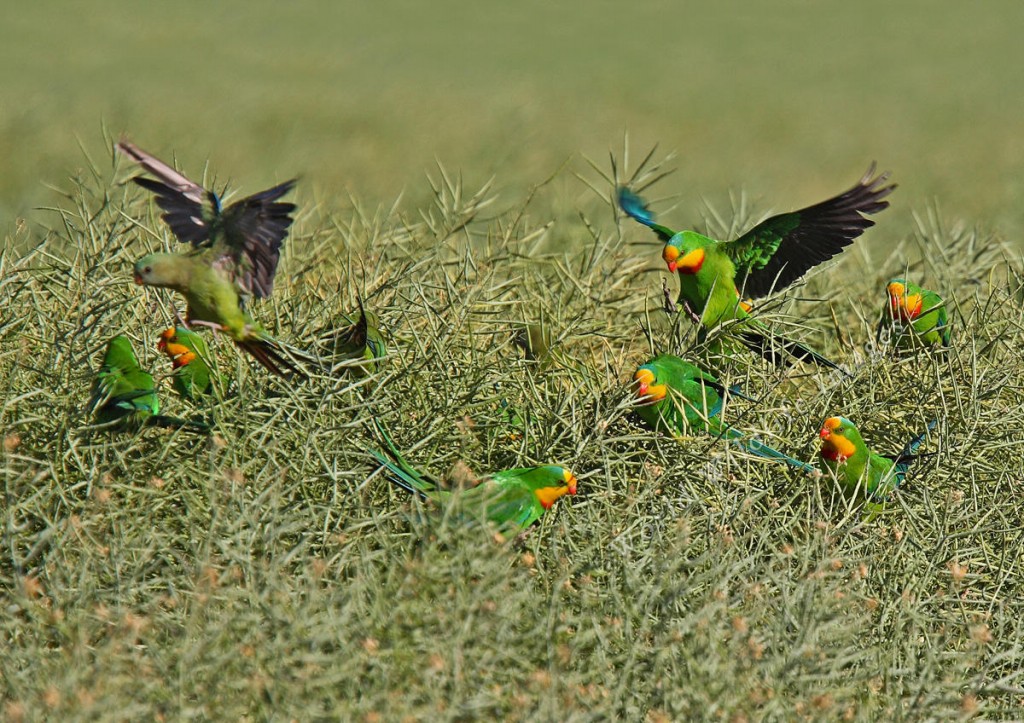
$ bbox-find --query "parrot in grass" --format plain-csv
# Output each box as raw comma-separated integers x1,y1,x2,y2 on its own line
88,335,208,432
632,354,815,472
157,326,219,400
317,299,387,375
877,278,951,350
371,420,577,533
118,140,307,378
619,166,895,369
514,322,555,369
818,416,937,505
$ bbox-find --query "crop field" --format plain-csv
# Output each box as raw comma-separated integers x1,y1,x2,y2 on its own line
3,1,1024,720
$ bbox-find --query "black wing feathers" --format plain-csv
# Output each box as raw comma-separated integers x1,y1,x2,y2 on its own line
735,165,896,299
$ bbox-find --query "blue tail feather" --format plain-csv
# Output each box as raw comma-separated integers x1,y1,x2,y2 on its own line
617,186,677,241
618,186,656,227
712,423,815,473
893,418,939,480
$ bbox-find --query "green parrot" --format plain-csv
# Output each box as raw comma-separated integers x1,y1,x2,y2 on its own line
632,354,814,472
877,278,951,350
514,322,555,369
619,166,895,369
371,420,577,533
119,140,305,378
818,416,937,503
88,335,208,432
318,298,387,375
157,326,217,400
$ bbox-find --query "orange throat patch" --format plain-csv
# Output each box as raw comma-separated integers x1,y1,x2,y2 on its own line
534,485,570,510
820,435,856,463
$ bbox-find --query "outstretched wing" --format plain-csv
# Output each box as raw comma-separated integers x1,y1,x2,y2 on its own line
726,165,895,299
117,140,215,246
217,179,297,298
617,186,677,242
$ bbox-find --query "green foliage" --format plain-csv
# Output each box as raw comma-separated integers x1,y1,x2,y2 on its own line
2,152,1024,721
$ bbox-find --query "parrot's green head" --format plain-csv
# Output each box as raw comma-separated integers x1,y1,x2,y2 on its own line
530,466,578,509
662,234,705,275
818,416,863,463
134,253,185,290
103,335,137,366
885,278,923,322
633,364,667,404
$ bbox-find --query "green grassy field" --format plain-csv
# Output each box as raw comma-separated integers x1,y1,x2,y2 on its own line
4,1,1024,720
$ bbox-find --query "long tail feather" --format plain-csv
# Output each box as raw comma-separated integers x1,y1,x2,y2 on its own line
237,335,314,379
370,419,438,497
720,428,816,473
146,415,211,433
892,418,939,477
617,187,677,241
737,330,848,374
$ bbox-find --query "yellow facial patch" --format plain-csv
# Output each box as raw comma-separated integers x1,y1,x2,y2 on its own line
633,368,666,403
534,485,571,510
819,418,855,461
676,247,705,274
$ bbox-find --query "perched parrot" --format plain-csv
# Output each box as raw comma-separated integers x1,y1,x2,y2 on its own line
157,326,216,400
318,299,387,375
877,278,951,350
118,140,305,378
88,335,207,432
514,322,555,369
619,166,895,369
371,420,577,533
818,416,937,503
632,354,814,472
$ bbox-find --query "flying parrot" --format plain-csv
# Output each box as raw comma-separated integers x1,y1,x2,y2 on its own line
371,420,577,533
317,298,387,375
118,140,306,378
877,278,951,350
818,416,937,504
88,335,208,432
632,354,814,472
157,326,217,400
619,166,895,369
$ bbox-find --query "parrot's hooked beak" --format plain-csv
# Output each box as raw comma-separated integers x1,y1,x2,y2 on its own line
663,244,680,273
564,469,578,495
633,368,657,403
819,416,842,440
133,271,144,285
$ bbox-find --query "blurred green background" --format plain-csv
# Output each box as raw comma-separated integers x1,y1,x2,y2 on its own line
2,0,1022,236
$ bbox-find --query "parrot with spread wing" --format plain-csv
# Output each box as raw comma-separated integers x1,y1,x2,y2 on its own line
317,298,387,375
877,278,951,350
818,416,937,504
632,354,814,472
157,326,219,400
118,140,307,378
371,420,577,533
88,335,208,432
619,166,894,368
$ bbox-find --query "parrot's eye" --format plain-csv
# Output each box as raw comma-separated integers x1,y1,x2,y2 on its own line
144,266,152,274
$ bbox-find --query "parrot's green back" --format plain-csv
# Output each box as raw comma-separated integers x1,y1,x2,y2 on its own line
89,335,160,428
